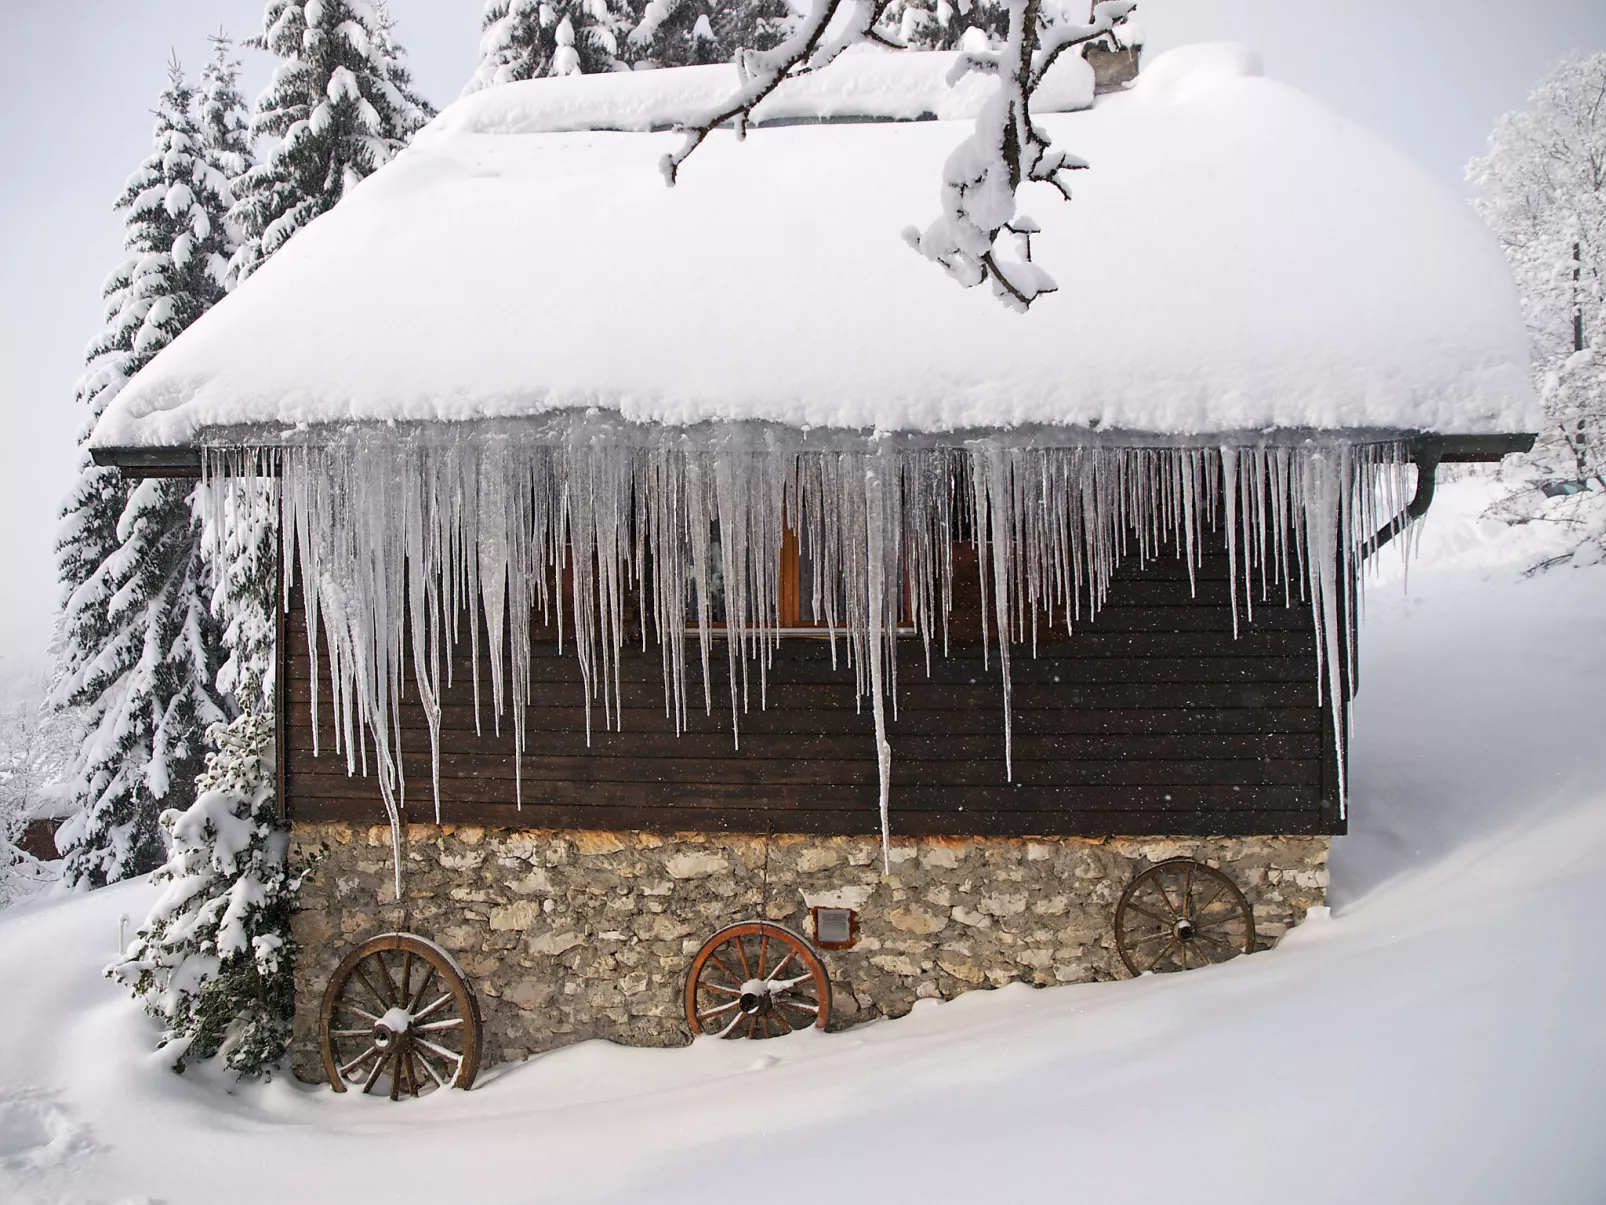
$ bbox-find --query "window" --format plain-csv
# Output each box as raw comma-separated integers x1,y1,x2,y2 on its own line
694,526,910,634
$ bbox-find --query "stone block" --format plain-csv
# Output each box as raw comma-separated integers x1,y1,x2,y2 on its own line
527,930,585,957
665,851,728,879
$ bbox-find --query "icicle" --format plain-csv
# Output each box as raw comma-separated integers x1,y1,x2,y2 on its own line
200,431,1418,895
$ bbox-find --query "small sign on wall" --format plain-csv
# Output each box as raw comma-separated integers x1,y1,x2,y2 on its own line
811,906,858,950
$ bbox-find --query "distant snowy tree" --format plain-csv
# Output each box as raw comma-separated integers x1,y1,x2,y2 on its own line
662,0,1138,311
230,0,435,281
54,62,235,889
198,34,254,202
882,0,1008,51
463,0,639,91
0,675,73,908
1469,51,1606,565
109,712,315,1076
627,0,796,70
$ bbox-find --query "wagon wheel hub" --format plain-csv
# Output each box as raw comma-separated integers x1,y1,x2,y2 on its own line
738,980,775,1017
1174,918,1197,942
372,1006,416,1050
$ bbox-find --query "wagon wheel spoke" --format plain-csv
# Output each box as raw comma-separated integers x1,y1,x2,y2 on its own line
1191,882,1227,918
414,1049,448,1089
413,1040,458,1086
407,963,437,1012
353,964,391,1010
698,981,742,998
733,937,753,980
372,952,400,1007
412,992,456,1024
698,1000,742,1020
362,1049,388,1094
757,932,770,979
415,1017,465,1033
334,1000,382,1025
1145,937,1183,973
1123,902,1172,927
707,952,742,988
1147,880,1179,919
1182,861,1195,917
1122,930,1171,947
765,950,795,985
414,1036,467,1068
1190,930,1243,958
338,1044,383,1079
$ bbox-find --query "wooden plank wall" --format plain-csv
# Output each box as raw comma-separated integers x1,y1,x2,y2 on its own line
283,540,1343,837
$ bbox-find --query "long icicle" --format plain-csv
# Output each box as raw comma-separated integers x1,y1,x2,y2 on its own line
202,432,1416,891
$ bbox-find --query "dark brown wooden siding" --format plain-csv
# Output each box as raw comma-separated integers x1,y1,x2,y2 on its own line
281,541,1343,837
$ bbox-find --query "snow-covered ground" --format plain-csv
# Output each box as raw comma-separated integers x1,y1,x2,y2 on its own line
2,477,1603,1205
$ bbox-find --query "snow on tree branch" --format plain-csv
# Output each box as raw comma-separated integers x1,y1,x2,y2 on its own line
663,0,1137,311
659,0,901,187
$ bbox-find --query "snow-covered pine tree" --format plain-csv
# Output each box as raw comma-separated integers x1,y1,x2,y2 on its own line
1469,51,1606,564
882,0,1007,51
463,0,639,92
198,34,254,205
54,62,235,889
194,35,280,710
109,711,314,1075
230,0,435,282
627,0,795,70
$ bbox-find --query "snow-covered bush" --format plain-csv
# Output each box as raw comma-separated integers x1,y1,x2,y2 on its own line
109,713,316,1076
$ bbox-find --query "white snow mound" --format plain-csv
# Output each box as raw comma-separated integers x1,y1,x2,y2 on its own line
1128,41,1264,106
437,45,1096,136
90,46,1538,449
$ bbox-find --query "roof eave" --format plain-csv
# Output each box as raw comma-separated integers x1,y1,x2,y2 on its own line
89,431,1539,480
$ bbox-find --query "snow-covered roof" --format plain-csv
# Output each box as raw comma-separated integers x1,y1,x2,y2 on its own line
90,44,1538,451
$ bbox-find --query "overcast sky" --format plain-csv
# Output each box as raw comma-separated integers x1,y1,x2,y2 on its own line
1,0,1603,677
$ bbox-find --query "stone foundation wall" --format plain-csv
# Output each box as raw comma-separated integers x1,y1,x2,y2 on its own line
288,824,1328,1081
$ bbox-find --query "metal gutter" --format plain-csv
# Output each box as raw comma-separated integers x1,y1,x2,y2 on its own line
89,431,1537,480
1363,433,1535,558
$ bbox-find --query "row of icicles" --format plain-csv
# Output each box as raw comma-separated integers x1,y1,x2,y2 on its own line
200,434,1418,895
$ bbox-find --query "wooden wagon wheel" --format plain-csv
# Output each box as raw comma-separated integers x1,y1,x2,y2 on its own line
1114,858,1256,976
685,921,831,1038
320,933,483,1098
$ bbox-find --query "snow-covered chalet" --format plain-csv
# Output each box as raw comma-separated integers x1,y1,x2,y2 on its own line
89,44,1538,1094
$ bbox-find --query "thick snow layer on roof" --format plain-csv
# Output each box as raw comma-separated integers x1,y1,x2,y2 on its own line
91,44,1538,450
438,45,1096,135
